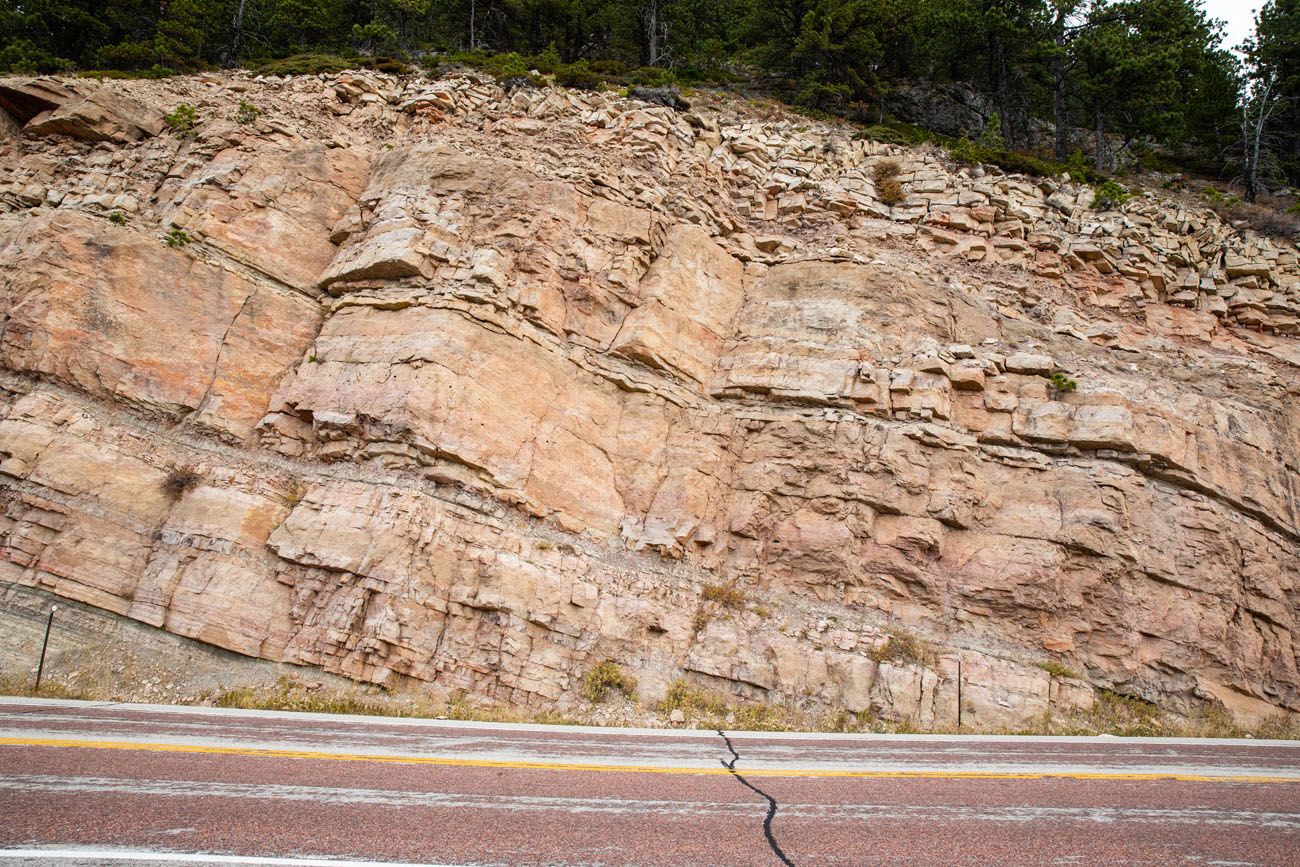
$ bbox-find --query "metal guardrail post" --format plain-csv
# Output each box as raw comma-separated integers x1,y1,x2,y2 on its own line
34,605,58,691
956,655,963,730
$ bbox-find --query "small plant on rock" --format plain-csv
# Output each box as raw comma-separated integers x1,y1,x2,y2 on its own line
877,177,905,206
107,211,127,225
236,100,261,125
1092,179,1129,211
279,480,308,507
1037,660,1081,680
162,466,201,500
659,678,728,718
976,112,1005,150
873,159,905,205
164,103,197,136
583,660,636,703
164,228,192,248
701,581,746,608
869,626,937,667
873,158,901,185
1049,372,1078,395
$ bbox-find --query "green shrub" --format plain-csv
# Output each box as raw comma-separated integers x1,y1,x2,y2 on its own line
1092,179,1129,211
107,211,127,226
1064,150,1091,183
256,54,355,76
977,113,1005,150
432,50,538,85
255,53,407,76
483,51,529,77
1087,690,1164,737
587,59,629,78
659,678,728,717
1050,372,1078,394
946,135,980,166
364,56,409,75
76,67,177,80
535,44,563,74
555,61,603,91
946,136,1099,184
164,228,191,248
583,660,636,703
857,125,908,145
236,100,261,125
163,103,196,136
630,66,677,88
1037,660,1081,680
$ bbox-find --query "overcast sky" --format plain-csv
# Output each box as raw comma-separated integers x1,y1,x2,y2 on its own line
1202,0,1258,53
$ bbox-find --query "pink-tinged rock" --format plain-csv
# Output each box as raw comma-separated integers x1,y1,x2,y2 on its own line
25,88,164,142
264,304,629,531
611,225,744,384
165,142,368,292
0,77,78,122
0,212,319,439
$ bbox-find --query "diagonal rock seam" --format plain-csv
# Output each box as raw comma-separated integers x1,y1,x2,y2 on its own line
717,730,796,866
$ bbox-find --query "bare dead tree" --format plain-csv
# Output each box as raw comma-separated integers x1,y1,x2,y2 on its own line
1240,72,1288,202
641,0,672,68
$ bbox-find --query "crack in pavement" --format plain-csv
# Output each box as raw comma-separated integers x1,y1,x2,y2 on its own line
717,730,796,866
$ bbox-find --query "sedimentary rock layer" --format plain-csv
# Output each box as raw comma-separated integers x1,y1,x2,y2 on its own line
0,71,1296,727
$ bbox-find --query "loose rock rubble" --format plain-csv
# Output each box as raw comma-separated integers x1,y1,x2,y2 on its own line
0,70,1296,729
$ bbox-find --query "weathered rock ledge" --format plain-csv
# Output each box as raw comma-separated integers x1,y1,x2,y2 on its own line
0,71,1296,728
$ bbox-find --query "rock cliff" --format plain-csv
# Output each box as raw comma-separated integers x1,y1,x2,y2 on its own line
0,71,1297,729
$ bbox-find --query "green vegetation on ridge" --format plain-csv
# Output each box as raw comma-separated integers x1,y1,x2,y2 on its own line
2,1,1299,194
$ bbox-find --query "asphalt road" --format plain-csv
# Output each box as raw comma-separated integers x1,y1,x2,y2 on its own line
0,697,1298,866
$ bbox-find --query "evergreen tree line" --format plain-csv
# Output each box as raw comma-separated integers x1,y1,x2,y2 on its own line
1,0,1298,188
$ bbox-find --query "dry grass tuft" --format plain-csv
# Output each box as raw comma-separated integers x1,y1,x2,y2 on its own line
1210,202,1299,240
583,660,637,703
873,159,901,183
701,581,746,608
868,626,938,667
162,467,201,500
877,177,905,206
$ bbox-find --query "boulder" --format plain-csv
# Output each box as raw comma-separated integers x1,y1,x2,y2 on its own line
0,77,77,122
24,88,165,143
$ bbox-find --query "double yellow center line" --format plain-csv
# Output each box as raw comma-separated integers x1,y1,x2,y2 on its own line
2,736,1296,783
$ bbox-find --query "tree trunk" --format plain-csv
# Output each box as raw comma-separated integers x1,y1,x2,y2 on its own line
470,0,476,50
993,37,1013,149
1242,103,1256,203
1052,10,1069,161
227,0,248,66
1094,109,1107,174
647,0,660,67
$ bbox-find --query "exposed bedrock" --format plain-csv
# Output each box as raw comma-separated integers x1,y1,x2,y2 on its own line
0,71,1297,727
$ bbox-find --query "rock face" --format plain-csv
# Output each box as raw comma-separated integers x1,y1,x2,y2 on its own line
0,72,1297,728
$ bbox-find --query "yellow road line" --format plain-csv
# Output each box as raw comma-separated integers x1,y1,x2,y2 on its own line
1,736,1296,783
